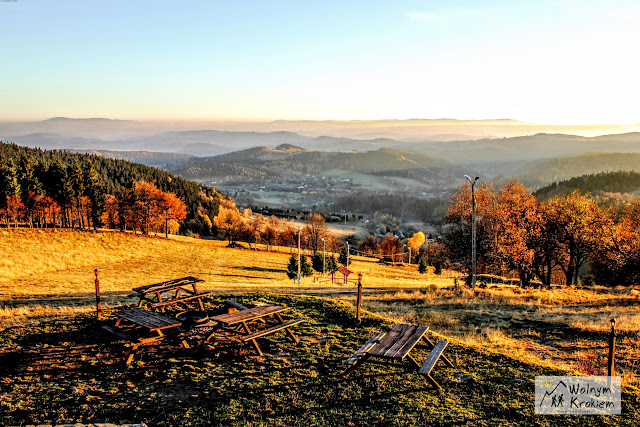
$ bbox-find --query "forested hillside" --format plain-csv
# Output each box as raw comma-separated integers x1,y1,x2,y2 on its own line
171,146,470,184
519,152,640,187
0,142,230,234
533,171,640,200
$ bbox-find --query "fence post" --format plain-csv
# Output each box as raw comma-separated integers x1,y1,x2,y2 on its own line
94,268,101,320
608,318,616,377
356,272,363,322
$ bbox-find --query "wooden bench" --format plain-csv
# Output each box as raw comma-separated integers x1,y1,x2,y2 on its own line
418,340,451,390
150,291,212,311
344,324,455,389
241,319,305,342
344,332,385,366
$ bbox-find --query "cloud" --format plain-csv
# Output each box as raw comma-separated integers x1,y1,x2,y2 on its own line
407,11,440,22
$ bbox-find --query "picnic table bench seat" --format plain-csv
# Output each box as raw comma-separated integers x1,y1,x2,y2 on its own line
241,319,305,341
150,291,212,309
418,339,451,390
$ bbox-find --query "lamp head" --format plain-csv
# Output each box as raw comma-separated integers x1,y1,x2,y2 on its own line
474,176,480,182
610,318,616,328
464,175,471,182
358,272,363,280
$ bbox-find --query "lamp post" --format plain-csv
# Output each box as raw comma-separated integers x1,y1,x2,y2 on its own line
321,237,326,276
408,246,412,267
356,272,363,322
464,175,480,289
346,242,350,268
294,226,301,284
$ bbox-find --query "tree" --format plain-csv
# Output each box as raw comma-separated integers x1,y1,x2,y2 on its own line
407,231,426,262
157,190,188,237
83,160,105,229
443,181,499,277
0,159,21,227
495,179,541,287
339,245,349,266
303,213,329,256
544,191,597,286
213,206,246,245
286,253,313,280
418,257,428,274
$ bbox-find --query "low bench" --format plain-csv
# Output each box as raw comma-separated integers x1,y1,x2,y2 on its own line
150,291,212,311
241,319,305,342
418,339,451,390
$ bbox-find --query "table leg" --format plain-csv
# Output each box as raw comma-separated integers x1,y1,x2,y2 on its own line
241,321,263,356
407,354,421,369
275,313,299,343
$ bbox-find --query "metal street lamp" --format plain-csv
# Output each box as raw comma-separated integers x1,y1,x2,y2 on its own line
464,175,480,289
294,226,301,284
321,237,326,276
346,241,350,268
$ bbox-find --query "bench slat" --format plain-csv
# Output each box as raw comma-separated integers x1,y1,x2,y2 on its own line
419,340,449,376
241,319,305,341
345,332,385,365
115,308,181,330
369,324,410,356
382,324,422,358
392,325,429,359
150,292,211,308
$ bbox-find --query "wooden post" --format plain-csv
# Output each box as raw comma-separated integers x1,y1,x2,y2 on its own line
94,268,101,320
608,318,616,377
356,272,363,322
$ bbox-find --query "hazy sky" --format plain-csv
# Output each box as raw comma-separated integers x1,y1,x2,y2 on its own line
2,0,640,124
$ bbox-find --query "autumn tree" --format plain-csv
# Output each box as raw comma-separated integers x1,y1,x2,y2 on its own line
495,179,542,287
213,206,246,245
407,231,426,262
303,213,329,256
443,181,499,276
589,199,640,286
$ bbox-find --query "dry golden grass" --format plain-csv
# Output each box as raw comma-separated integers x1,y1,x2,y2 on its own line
1,228,638,386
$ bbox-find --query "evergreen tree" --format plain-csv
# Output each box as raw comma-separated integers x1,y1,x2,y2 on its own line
83,160,105,229
339,245,349,266
286,253,313,280
326,254,338,271
418,257,428,274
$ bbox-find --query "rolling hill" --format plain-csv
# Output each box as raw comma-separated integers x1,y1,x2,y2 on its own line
519,152,640,188
534,170,640,200
170,146,471,185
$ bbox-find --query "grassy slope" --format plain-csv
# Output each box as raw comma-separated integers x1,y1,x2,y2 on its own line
1,294,637,426
0,229,638,425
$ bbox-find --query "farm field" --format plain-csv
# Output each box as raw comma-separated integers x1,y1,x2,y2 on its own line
0,229,639,425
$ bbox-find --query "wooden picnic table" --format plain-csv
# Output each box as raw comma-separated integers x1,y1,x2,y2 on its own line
131,276,211,311
344,323,454,389
102,307,189,364
201,305,304,356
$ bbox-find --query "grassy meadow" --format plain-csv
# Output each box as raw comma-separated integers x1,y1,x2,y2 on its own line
0,229,639,425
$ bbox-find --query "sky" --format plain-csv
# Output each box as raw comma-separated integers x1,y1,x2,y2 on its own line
1,0,640,124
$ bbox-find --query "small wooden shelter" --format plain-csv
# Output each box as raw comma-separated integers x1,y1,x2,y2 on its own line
330,266,353,284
